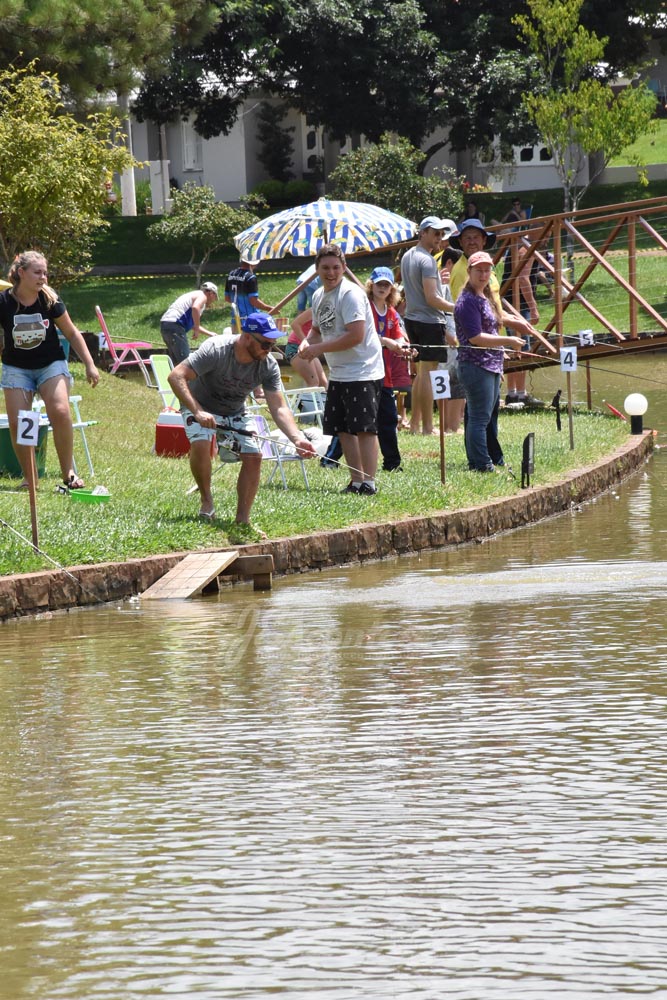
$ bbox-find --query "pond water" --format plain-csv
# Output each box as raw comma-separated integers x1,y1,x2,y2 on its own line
2,356,667,999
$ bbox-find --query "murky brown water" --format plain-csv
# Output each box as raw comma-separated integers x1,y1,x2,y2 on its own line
2,356,667,999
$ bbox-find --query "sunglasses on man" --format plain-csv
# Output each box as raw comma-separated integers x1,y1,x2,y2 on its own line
248,332,276,350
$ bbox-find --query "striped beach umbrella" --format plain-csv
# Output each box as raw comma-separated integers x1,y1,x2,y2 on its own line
234,198,416,263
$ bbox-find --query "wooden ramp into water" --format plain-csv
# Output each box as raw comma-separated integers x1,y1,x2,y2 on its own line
142,551,241,599
505,331,667,374
141,551,276,599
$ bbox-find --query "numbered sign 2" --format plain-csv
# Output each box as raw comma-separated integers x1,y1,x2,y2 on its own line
16,409,40,447
578,330,595,347
560,347,577,372
429,369,451,399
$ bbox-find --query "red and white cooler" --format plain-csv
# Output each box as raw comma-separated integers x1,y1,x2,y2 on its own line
155,408,189,457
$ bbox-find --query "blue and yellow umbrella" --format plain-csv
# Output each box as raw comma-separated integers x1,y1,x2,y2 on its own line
234,198,416,263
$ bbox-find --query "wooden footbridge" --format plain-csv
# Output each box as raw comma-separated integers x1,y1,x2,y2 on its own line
495,196,667,384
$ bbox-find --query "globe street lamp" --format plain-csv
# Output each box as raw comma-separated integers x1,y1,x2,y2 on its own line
624,393,648,435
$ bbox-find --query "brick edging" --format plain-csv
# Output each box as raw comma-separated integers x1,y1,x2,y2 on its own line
0,433,653,621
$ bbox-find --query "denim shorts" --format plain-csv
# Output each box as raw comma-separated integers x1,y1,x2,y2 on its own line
1,360,71,392
182,407,262,460
284,343,299,362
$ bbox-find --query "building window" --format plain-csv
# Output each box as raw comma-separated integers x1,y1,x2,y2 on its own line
182,121,203,171
301,118,324,176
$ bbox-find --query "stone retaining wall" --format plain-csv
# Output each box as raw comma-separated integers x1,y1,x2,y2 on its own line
0,433,653,621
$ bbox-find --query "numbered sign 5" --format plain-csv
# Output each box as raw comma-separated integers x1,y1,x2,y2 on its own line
578,330,595,347
429,369,451,399
560,347,578,372
16,409,40,447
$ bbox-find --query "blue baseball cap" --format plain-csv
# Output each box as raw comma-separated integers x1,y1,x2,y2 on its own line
370,266,395,284
241,312,282,339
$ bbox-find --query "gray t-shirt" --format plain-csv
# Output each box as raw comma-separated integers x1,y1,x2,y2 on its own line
311,277,384,382
186,333,281,415
401,244,446,325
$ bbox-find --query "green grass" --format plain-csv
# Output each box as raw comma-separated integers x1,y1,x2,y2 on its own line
609,120,667,166
0,363,629,576
61,245,667,352
89,182,667,271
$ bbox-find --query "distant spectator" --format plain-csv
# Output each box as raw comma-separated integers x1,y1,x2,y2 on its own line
160,283,219,365
458,200,485,226
295,267,322,312
225,255,274,319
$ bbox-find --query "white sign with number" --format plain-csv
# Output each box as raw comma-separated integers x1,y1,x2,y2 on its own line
578,330,595,346
560,347,578,372
16,409,39,447
429,369,451,399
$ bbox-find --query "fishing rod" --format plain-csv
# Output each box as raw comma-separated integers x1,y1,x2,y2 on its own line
0,515,106,603
183,414,371,494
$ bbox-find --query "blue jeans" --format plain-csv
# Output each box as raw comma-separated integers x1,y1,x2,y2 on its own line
378,386,401,471
458,361,503,471
161,321,190,365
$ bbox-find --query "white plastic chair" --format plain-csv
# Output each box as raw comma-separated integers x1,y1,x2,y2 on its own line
283,387,326,429
32,395,97,476
95,305,152,385
254,414,310,490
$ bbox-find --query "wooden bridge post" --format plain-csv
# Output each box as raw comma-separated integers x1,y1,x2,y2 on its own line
553,220,564,348
628,215,638,339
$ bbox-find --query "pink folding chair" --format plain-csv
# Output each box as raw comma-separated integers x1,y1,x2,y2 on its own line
95,305,152,385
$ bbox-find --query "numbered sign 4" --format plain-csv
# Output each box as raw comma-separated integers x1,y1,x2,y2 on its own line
429,369,451,399
16,409,40,447
560,347,578,373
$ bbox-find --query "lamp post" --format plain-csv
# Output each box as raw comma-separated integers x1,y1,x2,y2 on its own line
624,393,648,435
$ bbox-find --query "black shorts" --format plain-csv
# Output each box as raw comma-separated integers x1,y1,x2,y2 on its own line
404,319,447,362
323,379,382,436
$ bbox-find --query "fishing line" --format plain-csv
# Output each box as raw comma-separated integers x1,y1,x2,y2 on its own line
184,415,370,489
0,515,105,602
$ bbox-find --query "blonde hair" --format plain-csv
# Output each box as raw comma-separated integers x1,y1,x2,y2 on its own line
463,276,503,324
364,278,400,309
8,251,59,308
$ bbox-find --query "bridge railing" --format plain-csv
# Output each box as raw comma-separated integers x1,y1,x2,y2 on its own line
490,197,667,344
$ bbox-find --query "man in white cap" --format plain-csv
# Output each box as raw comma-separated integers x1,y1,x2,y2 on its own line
168,311,316,531
160,282,219,365
225,254,274,319
400,216,458,435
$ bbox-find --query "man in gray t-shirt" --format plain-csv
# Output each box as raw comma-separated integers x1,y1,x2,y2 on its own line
400,216,457,435
169,313,316,530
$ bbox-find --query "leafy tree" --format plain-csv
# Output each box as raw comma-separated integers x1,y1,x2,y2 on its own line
0,0,217,104
0,64,136,281
329,134,465,223
256,102,295,183
515,0,658,213
148,183,258,283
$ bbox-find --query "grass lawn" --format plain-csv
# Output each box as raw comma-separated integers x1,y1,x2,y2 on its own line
62,246,667,350
0,361,629,576
609,120,667,166
89,181,667,272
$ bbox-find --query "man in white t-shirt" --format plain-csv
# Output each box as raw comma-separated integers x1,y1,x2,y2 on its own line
298,243,384,495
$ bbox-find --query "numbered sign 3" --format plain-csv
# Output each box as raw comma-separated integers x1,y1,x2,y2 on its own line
429,369,451,399
16,409,40,447
560,347,577,372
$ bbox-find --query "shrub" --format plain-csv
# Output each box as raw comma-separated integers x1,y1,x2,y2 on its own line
284,179,316,205
329,133,465,223
252,179,286,206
